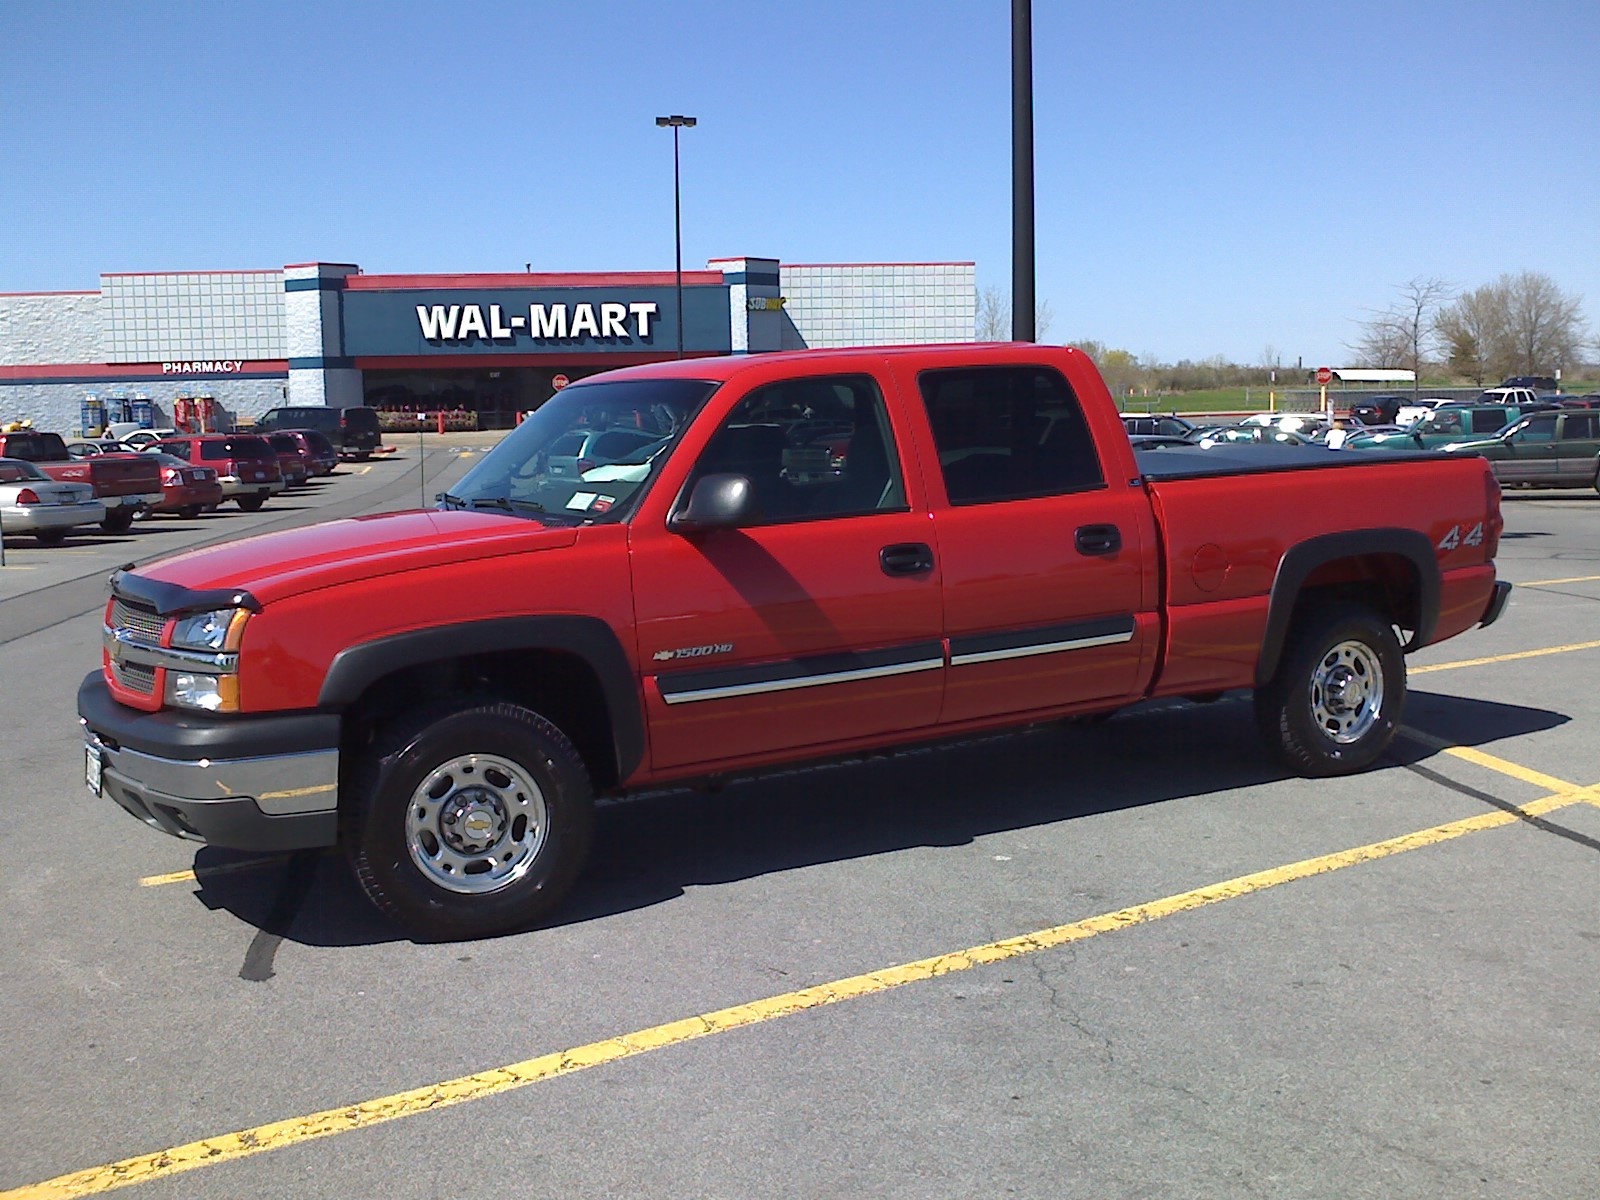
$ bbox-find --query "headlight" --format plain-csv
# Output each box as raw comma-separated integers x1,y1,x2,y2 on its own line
167,672,241,712
171,608,248,652
164,608,249,712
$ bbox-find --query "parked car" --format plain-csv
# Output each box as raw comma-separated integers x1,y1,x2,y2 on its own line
1190,425,1310,447
119,428,179,450
1120,414,1196,438
1349,395,1404,425
266,433,311,487
1442,409,1600,490
253,405,382,460
0,457,106,545
141,452,225,518
1347,403,1553,451
1476,387,1546,407
152,434,284,511
1500,376,1559,393
271,428,339,477
1238,412,1331,439
0,429,163,533
1395,398,1452,426
66,438,142,457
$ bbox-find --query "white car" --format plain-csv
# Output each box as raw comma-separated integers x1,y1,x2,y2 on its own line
0,456,107,546
119,428,179,449
1395,398,1451,427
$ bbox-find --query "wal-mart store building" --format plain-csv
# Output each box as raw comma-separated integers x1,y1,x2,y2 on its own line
0,257,976,434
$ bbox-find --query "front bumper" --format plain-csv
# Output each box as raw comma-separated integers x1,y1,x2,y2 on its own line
78,672,340,851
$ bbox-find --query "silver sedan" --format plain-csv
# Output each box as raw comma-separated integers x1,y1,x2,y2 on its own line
0,457,107,546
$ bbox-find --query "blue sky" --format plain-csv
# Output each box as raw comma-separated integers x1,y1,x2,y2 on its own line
2,0,1596,366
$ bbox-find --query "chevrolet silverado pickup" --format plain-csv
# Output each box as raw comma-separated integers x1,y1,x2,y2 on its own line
0,430,163,533
79,344,1511,939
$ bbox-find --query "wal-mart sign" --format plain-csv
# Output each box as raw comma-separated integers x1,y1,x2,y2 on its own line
341,286,733,357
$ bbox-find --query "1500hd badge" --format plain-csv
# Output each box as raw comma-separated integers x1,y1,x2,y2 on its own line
653,643,734,662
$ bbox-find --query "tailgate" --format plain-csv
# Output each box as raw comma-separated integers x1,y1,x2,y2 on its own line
89,456,163,495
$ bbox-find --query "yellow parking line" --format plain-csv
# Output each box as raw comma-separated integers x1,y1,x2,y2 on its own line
1411,638,1600,675
1519,574,1600,588
1397,727,1581,794
138,855,293,888
20,779,1594,1200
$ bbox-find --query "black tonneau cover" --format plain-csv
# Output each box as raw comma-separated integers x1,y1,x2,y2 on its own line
1133,442,1454,483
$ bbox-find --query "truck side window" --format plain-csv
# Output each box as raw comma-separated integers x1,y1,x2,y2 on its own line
918,366,1104,505
1518,414,1557,442
686,374,905,523
1560,413,1597,440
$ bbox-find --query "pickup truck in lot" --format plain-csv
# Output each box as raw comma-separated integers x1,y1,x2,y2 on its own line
0,429,163,533
79,344,1511,939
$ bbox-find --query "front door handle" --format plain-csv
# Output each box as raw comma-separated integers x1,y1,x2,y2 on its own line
1075,524,1122,556
880,542,935,576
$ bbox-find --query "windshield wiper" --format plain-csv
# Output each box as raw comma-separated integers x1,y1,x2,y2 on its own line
468,496,545,514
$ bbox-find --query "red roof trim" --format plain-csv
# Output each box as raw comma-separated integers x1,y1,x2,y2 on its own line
782,261,975,269
345,271,724,291
100,269,282,278
354,351,721,371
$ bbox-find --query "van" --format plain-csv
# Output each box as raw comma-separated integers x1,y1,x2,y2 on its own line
253,406,381,460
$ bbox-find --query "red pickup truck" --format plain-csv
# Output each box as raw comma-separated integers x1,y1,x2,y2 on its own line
79,345,1510,939
0,429,163,533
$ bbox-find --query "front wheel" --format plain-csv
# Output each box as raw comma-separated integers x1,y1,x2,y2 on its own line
346,700,596,940
1254,602,1405,776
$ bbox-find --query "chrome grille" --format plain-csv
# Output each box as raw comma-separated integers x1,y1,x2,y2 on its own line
110,659,157,695
111,597,165,642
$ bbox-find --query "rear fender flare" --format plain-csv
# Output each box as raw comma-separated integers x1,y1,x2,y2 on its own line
1255,529,1440,687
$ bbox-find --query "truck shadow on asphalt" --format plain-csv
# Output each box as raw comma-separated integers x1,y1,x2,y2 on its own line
189,688,1569,948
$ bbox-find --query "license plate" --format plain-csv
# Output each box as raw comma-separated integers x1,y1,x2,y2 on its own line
85,744,103,796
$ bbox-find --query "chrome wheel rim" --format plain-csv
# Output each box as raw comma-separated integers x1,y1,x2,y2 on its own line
404,753,549,894
1309,640,1385,744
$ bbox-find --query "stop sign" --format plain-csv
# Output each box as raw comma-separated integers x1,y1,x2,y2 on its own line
1315,366,1333,385
552,373,570,390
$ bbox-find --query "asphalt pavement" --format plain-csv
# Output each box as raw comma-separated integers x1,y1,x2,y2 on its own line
1,456,1597,1200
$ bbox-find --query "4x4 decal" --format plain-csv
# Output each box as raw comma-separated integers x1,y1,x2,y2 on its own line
1437,522,1484,552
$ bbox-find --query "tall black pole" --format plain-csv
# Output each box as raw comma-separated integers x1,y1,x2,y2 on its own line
1012,0,1035,343
672,123,684,359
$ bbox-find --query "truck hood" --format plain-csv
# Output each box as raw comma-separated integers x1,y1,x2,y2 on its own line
137,509,578,606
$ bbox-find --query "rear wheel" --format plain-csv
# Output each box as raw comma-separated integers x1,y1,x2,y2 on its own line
177,505,202,520
346,700,596,940
100,508,135,534
1254,602,1405,776
236,495,266,512
35,529,68,547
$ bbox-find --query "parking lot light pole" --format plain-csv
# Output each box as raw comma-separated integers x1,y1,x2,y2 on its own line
655,114,697,359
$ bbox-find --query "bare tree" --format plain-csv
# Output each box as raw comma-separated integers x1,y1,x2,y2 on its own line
1354,277,1452,398
1436,281,1508,385
1437,272,1587,382
976,285,1053,342
1501,270,1586,378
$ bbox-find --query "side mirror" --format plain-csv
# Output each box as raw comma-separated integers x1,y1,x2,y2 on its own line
668,473,762,532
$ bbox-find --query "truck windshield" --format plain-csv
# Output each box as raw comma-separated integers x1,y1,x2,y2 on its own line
441,377,719,524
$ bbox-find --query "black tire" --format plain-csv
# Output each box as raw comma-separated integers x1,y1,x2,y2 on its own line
345,700,595,940
34,528,68,547
236,495,266,512
100,508,136,534
178,505,202,520
1253,602,1405,777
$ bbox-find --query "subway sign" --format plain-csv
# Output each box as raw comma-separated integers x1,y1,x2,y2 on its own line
342,286,732,357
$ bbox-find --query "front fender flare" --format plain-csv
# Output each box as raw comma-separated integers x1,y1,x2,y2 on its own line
319,616,645,781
